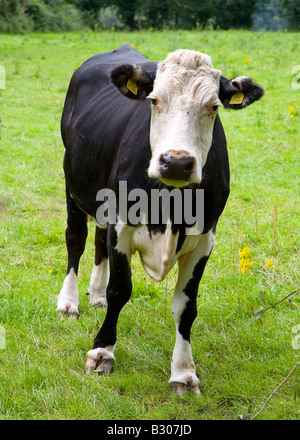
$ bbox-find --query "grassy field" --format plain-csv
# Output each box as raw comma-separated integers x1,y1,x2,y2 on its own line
0,30,299,421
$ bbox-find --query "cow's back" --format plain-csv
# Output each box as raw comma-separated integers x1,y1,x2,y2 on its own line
61,45,158,216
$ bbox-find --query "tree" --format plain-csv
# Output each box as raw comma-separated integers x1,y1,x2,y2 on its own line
213,0,258,29
282,0,300,29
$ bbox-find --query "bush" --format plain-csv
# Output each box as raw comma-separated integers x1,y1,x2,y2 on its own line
0,0,34,33
0,0,85,33
26,1,85,32
98,5,124,30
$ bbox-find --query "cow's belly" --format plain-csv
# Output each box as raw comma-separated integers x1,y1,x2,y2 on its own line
115,221,200,282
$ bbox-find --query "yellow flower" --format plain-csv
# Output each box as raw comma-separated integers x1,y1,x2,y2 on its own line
240,258,253,273
243,57,250,64
111,26,115,31
239,247,253,273
240,247,250,259
265,258,275,269
149,27,154,31
48,269,53,274
290,114,294,118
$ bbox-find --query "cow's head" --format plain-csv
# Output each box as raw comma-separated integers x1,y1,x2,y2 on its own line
111,49,264,187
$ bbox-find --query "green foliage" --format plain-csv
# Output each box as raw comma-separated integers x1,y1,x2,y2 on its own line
282,0,300,30
0,0,85,33
26,1,84,32
98,5,124,29
0,0,33,33
1,0,300,32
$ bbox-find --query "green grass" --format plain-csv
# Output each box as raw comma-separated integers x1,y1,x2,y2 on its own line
0,30,299,420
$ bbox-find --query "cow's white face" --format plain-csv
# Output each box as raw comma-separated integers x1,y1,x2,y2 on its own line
111,48,264,188
147,50,221,187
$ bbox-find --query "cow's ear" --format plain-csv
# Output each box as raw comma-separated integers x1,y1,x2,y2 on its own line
110,64,155,100
219,75,264,109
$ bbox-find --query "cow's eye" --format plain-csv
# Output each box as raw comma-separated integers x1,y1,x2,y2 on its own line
212,105,219,112
151,99,158,106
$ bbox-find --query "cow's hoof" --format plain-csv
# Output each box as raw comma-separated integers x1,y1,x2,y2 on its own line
57,302,79,319
90,296,108,308
85,348,114,375
170,381,201,396
86,289,107,307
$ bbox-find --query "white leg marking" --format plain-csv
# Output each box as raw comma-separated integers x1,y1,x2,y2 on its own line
169,229,216,389
57,268,79,315
169,327,199,387
87,260,109,307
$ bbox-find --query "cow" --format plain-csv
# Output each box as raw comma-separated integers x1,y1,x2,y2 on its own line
57,44,263,395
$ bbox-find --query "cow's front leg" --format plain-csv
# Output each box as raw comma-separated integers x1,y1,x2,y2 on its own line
57,187,88,317
169,229,215,396
85,224,132,375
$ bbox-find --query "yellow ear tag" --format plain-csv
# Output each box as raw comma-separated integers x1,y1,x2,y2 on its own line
127,79,138,95
229,92,244,105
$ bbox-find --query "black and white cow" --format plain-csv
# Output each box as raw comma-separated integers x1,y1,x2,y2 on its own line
57,44,263,395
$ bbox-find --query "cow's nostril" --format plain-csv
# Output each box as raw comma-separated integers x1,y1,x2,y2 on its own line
159,155,167,166
184,158,193,172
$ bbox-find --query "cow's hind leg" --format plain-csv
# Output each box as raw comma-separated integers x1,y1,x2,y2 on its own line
85,224,132,375
170,229,215,396
57,187,88,317
87,226,109,307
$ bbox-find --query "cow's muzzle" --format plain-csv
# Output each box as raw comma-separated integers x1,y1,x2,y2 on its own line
158,150,195,184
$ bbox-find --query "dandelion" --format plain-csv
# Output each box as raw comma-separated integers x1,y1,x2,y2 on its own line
243,57,250,64
111,26,115,31
48,269,53,274
265,258,275,270
149,27,154,31
289,105,298,118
